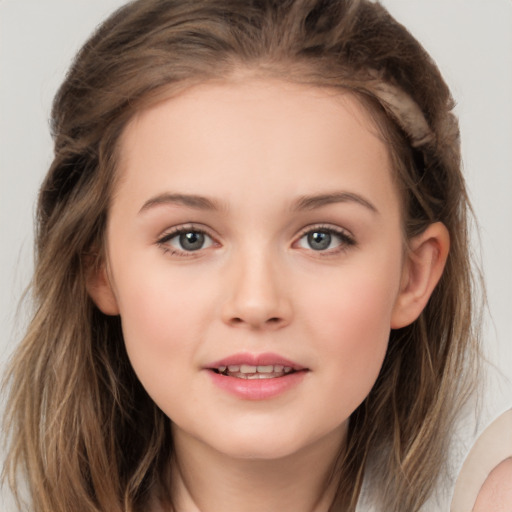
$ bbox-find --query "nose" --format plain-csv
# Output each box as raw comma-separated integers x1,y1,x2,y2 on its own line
221,248,292,330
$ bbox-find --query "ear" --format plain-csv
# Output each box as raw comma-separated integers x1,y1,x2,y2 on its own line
86,260,120,316
391,222,450,329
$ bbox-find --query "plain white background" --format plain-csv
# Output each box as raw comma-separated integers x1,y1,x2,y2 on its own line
1,1,511,510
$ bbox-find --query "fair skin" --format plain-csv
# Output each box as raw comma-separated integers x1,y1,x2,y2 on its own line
452,409,512,512
473,458,512,512
88,78,449,512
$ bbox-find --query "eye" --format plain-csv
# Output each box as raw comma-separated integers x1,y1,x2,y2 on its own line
158,227,215,253
296,227,355,252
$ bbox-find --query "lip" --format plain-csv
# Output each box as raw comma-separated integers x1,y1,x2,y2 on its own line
205,352,307,371
204,352,309,400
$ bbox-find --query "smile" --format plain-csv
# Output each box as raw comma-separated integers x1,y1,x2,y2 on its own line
212,364,295,379
205,353,308,399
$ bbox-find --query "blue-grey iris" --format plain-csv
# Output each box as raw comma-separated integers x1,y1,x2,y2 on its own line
307,231,331,251
180,232,205,251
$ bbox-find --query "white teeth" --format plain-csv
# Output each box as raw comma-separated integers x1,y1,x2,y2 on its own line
240,364,257,373
235,373,281,380
216,363,299,377
256,365,274,373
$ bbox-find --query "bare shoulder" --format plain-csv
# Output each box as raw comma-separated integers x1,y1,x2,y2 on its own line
472,457,512,512
451,409,512,512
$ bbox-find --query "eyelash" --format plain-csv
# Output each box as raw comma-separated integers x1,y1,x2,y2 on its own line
156,224,217,257
295,224,356,255
156,224,356,257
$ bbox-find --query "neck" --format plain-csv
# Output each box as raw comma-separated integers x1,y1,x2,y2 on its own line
165,424,347,512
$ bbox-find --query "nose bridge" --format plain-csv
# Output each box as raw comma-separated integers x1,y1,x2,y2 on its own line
222,241,291,329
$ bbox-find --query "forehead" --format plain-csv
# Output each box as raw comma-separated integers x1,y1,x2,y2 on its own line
114,79,398,216
120,78,386,153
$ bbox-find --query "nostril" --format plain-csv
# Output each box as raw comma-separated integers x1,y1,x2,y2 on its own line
228,316,283,327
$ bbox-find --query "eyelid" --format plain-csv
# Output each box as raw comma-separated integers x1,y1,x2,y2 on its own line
293,224,356,253
156,223,220,256
155,222,355,257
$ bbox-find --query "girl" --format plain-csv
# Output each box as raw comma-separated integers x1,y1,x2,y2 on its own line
2,0,501,510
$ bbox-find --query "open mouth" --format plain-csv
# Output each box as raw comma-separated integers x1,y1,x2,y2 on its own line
210,364,298,380
206,353,308,399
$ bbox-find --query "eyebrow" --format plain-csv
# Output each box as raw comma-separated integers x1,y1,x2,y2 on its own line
139,193,223,214
292,192,379,214
138,191,378,215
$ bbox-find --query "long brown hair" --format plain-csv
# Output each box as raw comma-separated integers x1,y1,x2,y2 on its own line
3,1,480,511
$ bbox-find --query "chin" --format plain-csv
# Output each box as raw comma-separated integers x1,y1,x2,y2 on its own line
200,418,340,462
214,434,308,461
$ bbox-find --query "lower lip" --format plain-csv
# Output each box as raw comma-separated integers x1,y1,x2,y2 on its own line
206,370,307,400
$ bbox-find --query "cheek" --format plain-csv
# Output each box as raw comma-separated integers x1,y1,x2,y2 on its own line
318,288,391,370
120,282,179,348
300,268,401,413
111,265,211,392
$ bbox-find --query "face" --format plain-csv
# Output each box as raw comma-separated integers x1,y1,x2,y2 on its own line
100,79,409,460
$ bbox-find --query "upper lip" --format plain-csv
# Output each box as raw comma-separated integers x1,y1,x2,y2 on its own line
205,352,307,371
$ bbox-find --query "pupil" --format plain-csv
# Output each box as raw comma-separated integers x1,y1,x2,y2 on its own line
180,232,205,251
308,231,331,250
